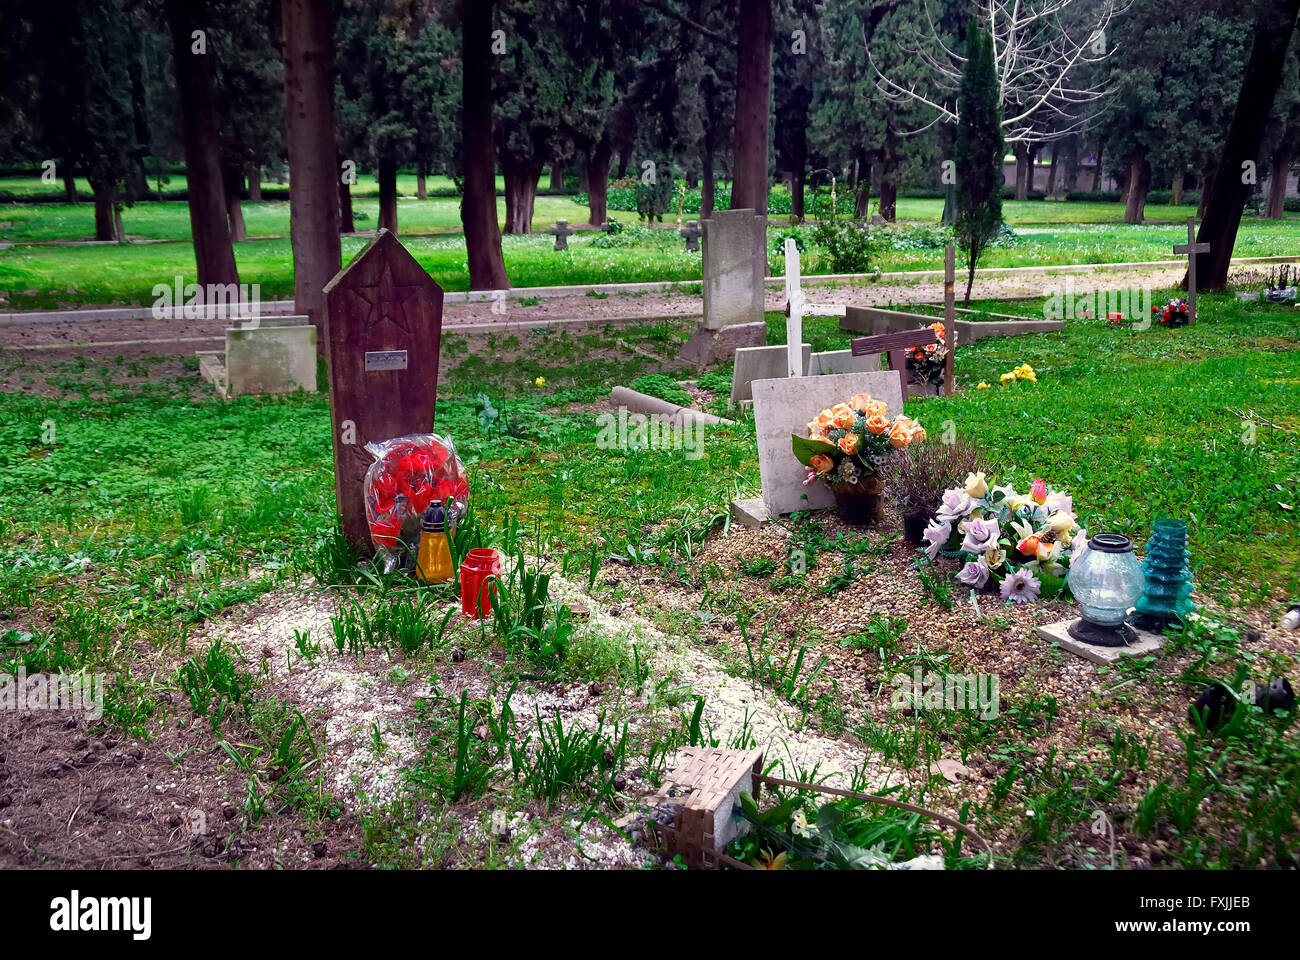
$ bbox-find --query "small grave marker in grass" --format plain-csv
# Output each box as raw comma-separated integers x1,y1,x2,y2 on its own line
549,219,575,250
680,219,701,252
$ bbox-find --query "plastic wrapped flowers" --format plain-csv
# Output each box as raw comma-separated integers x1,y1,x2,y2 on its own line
792,392,925,488
363,433,469,569
1152,297,1191,327
922,473,1085,602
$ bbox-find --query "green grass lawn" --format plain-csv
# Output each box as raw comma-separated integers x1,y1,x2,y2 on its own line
0,195,591,243
3,203,1299,310
1,292,1295,608
0,171,498,201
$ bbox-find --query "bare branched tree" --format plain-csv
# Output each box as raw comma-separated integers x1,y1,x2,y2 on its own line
868,0,1130,143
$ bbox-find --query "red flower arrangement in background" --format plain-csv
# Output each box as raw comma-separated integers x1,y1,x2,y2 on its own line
1152,297,1191,328
363,434,469,552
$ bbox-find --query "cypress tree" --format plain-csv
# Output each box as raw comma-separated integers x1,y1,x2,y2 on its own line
953,20,1004,305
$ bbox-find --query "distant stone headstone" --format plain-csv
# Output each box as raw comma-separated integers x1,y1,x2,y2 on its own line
731,343,812,404
806,349,880,377
322,229,444,555
681,219,701,252
550,219,575,250
751,371,904,517
701,209,766,331
679,208,769,366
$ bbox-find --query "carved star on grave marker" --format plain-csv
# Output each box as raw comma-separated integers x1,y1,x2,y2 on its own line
352,261,422,338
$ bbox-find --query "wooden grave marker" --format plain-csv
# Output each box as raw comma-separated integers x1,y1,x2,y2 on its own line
1173,216,1210,325
850,328,941,399
322,229,444,555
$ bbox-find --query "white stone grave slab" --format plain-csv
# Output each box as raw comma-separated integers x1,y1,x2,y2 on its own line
751,370,904,517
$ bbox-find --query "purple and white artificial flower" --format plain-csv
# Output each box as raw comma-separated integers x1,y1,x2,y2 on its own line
957,559,990,588
960,517,1001,554
923,519,952,561
1000,568,1042,604
936,488,973,522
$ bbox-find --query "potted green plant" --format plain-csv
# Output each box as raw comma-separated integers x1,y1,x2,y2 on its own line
883,438,990,544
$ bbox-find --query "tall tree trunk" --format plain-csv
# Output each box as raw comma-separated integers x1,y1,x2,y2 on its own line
855,157,872,218
586,139,611,226
223,163,247,241
1198,169,1215,217
1061,134,1079,196
89,178,120,241
686,169,698,189
416,160,428,199
731,0,772,215
1265,147,1291,219
1013,142,1030,200
700,139,715,221
879,125,898,221
1123,149,1148,224
338,177,354,233
247,164,262,202
1171,171,1185,206
1193,0,1300,290
790,114,807,222
1027,143,1040,193
459,0,509,289
63,171,77,202
502,159,539,234
167,0,238,287
1046,146,1059,197
549,159,564,191
281,0,342,324
378,155,398,235
1091,141,1104,192
336,145,354,233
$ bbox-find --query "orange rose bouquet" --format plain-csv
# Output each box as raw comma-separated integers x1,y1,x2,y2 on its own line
792,393,925,489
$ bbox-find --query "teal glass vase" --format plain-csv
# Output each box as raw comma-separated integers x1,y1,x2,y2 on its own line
1130,519,1195,632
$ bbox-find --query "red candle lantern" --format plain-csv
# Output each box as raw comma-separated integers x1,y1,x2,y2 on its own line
461,548,504,620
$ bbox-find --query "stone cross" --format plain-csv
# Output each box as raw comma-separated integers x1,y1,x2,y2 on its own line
550,219,575,250
322,229,444,554
681,219,701,252
1173,216,1210,325
849,328,938,401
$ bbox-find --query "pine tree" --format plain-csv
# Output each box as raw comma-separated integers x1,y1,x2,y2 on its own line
953,20,1003,305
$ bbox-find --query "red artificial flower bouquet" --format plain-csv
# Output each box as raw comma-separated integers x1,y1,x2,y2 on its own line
363,433,469,566
1152,297,1191,327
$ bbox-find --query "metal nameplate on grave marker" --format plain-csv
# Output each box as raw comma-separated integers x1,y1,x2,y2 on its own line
364,349,408,371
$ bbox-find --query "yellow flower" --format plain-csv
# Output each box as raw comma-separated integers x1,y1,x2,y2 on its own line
964,471,989,499
534,376,546,387
751,848,789,870
1000,372,1016,385
977,381,990,389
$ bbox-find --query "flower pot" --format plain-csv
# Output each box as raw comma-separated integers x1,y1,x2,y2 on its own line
831,474,885,526
903,514,929,544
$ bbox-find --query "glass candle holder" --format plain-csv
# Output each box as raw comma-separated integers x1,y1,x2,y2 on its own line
1068,534,1145,646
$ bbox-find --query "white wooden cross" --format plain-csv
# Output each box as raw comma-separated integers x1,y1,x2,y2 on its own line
1173,216,1210,325
782,239,845,378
